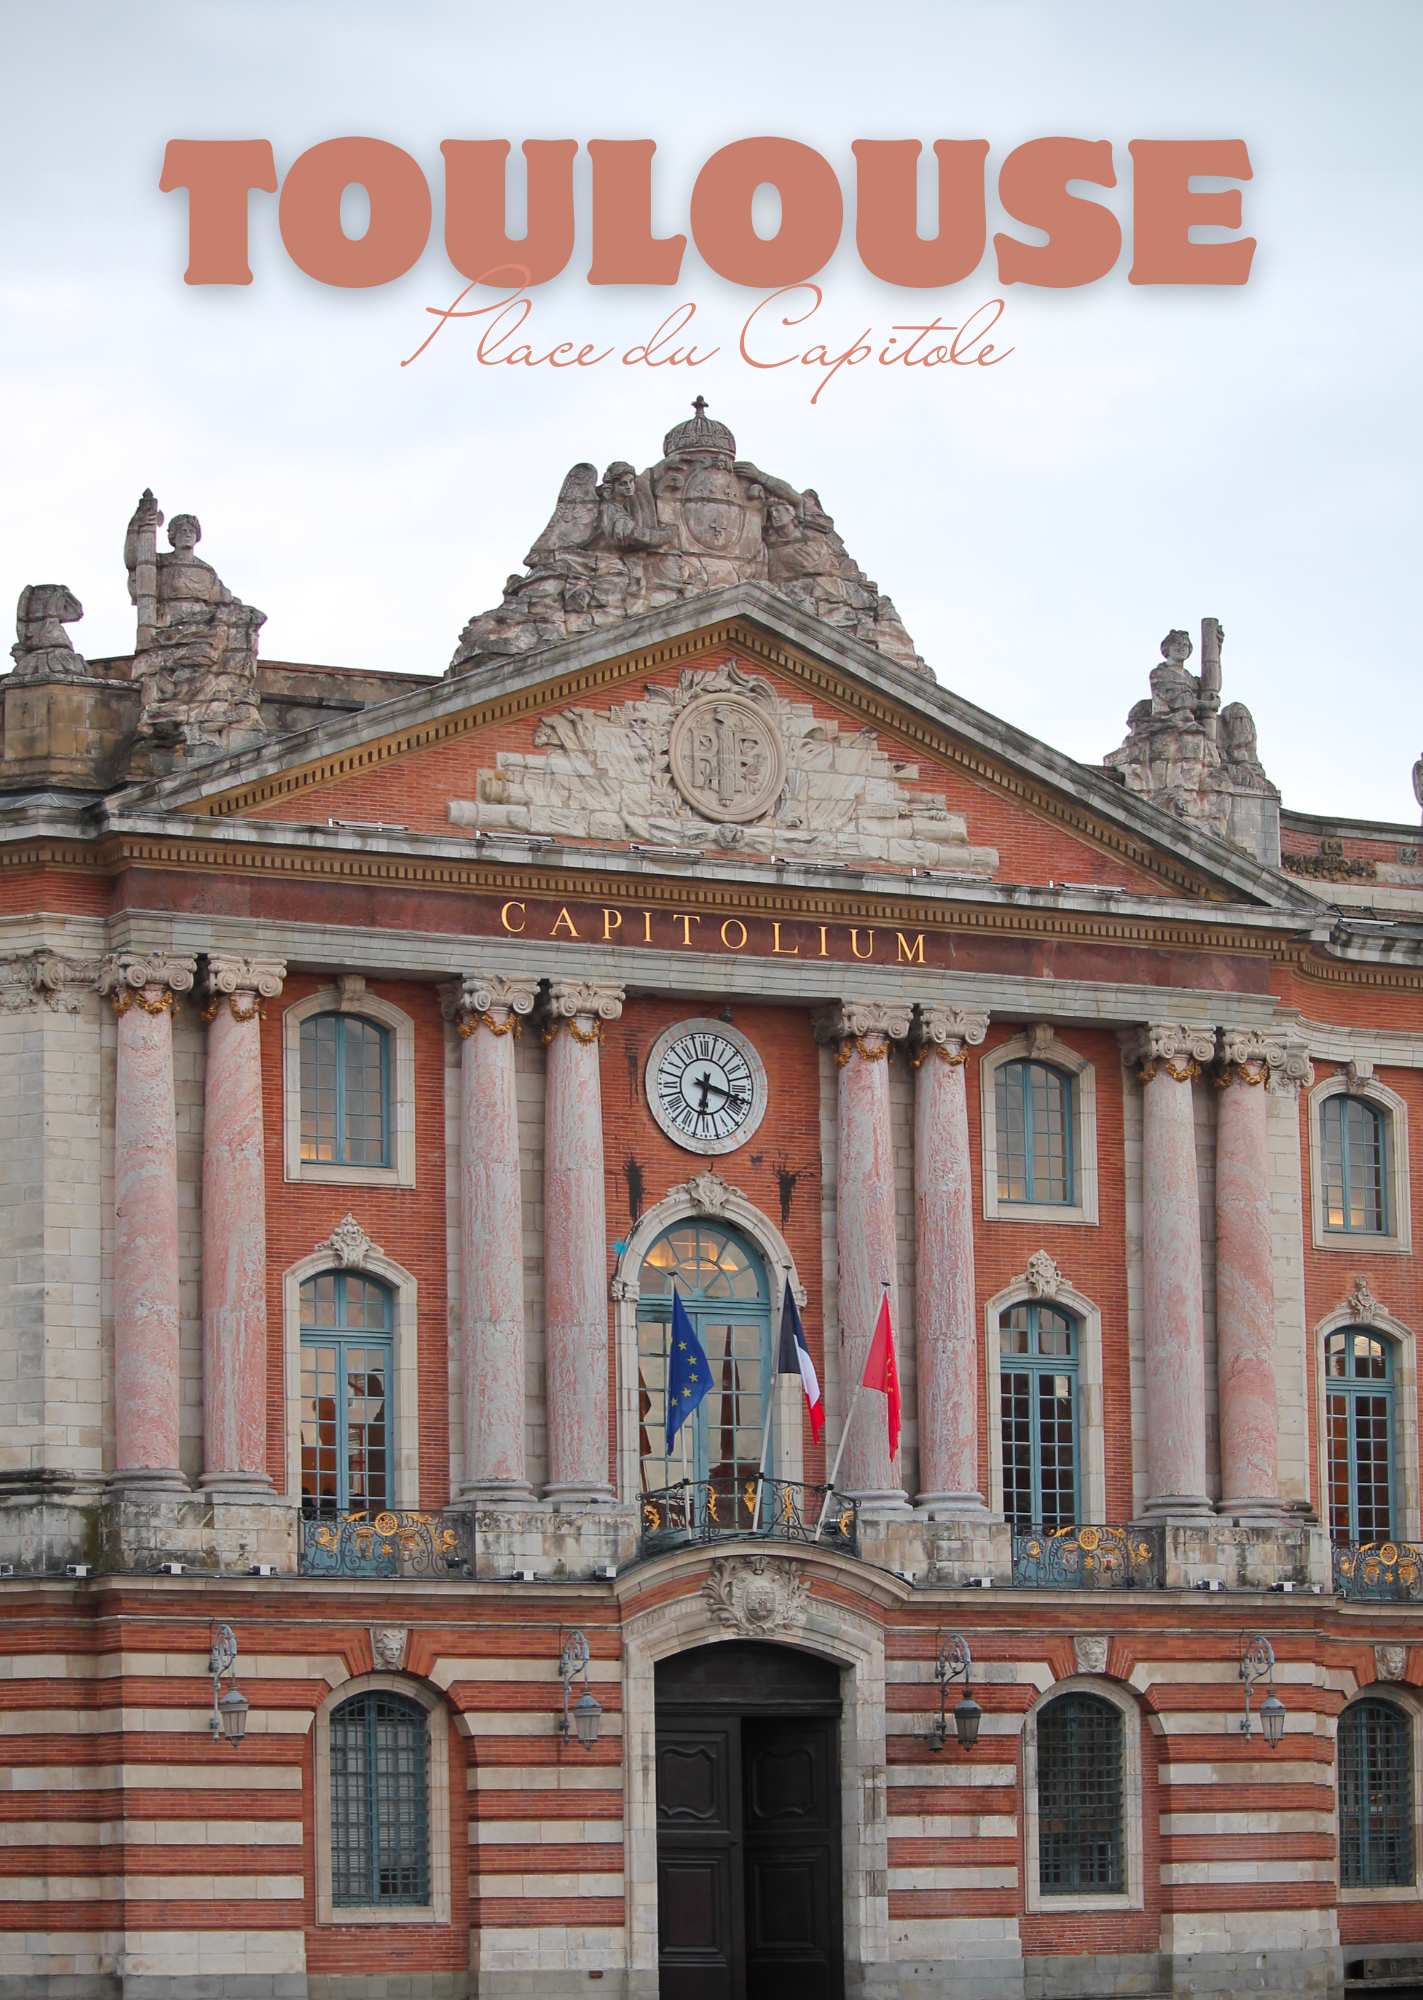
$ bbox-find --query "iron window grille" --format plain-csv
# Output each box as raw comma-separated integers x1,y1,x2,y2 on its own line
300,1271,395,1518
299,1012,392,1168
1037,1692,1125,1896
1340,1698,1414,1890
1325,1328,1396,1547
1000,1302,1080,1532
996,1059,1075,1206
330,1690,431,1907
1322,1095,1389,1236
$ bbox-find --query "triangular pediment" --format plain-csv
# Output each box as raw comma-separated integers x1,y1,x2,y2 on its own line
104,584,1324,916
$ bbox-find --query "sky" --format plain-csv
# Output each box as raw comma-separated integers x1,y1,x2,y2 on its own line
2,0,1419,825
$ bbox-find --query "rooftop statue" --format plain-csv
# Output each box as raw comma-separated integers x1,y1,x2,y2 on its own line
9,584,89,682
448,401,926,678
124,491,267,772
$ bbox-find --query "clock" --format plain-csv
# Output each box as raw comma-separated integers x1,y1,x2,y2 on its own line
646,1018,768,1156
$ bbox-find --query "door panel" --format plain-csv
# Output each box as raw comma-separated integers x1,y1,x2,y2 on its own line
742,1718,842,2000
657,1719,743,2000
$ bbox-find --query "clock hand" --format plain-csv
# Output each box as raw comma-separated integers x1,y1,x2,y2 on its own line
699,1079,748,1109
693,1070,714,1111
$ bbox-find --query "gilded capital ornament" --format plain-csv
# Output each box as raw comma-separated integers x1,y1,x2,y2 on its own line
1124,1021,1216,1084
911,1004,989,1066
202,954,286,1022
452,970,541,1038
98,951,196,1014
814,997,913,1064
1216,1025,1314,1094
540,979,625,1042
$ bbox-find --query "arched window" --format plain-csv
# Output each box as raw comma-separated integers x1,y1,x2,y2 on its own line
300,1271,394,1517
1322,1095,1390,1236
300,1012,391,1168
635,1221,771,1496
1340,1698,1414,1889
995,1060,1074,1207
1037,1692,1125,1896
1326,1328,1396,1545
329,1689,430,1907
1000,1301,1079,1531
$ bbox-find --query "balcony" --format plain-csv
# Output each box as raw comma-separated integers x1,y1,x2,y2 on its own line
1010,1523,1164,1590
639,1476,859,1560
299,1508,475,1578
1333,1539,1423,1602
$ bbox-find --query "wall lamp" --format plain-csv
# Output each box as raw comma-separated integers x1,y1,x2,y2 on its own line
557,1630,603,1750
208,1622,250,1749
928,1632,982,1753
1239,1634,1286,1749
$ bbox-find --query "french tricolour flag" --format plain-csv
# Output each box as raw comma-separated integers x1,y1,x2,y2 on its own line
777,1281,824,1443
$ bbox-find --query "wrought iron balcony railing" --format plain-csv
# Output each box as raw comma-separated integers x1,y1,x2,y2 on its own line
1333,1539,1423,1602
1011,1523,1164,1590
639,1476,859,1560
300,1508,475,1578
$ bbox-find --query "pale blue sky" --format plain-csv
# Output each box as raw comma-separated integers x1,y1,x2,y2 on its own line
2,0,1419,823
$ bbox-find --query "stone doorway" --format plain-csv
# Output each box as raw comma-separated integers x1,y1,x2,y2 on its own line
654,1640,844,2000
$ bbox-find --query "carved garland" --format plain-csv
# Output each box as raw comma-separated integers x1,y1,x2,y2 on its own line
458,1010,523,1040
542,1016,603,1046
200,992,266,1023
108,986,177,1018
909,1041,971,1069
833,1035,893,1066
1137,1054,1201,1084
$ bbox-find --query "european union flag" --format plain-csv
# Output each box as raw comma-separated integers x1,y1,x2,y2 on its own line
665,1290,712,1454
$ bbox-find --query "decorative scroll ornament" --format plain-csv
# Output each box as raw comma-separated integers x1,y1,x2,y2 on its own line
1125,1022,1216,1084
0,951,100,1014
370,1626,409,1671
1024,1251,1064,1300
910,1005,990,1067
201,954,286,1022
315,1213,382,1269
702,1554,811,1637
1375,1644,1408,1683
1345,1275,1384,1326
454,971,541,1039
1216,1026,1314,1094
98,952,196,1015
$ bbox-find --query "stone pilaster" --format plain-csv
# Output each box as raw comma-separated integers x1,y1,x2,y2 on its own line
452,971,541,1503
1125,1022,1216,1522
99,952,196,1493
815,998,912,1512
1214,1026,1313,1520
199,955,285,1499
539,979,623,1505
911,1005,990,1517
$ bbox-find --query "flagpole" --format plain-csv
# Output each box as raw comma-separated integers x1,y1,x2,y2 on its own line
751,1285,785,1532
816,1276,889,1539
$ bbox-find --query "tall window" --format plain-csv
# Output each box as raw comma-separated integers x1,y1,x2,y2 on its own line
995,1060,1074,1206
330,1690,430,1907
1340,1699,1414,1889
1326,1328,1395,1545
300,1013,391,1168
1037,1692,1125,1896
300,1271,394,1516
1322,1095,1389,1235
1001,1302,1079,1531
636,1222,771,1496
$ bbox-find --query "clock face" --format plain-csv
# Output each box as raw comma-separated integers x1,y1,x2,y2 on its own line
646,1018,768,1157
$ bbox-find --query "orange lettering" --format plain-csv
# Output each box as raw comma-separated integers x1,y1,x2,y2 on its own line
551,907,580,938
499,900,526,934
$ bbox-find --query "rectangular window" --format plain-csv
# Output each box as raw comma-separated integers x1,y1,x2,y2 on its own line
995,1061,1074,1206
300,1014,392,1169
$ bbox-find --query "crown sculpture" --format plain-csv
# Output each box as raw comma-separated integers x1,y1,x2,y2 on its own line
447,399,927,678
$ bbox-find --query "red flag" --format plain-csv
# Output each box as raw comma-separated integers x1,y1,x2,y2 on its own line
861,1293,901,1460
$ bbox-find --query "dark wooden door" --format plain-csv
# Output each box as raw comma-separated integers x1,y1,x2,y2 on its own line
657,1718,743,2000
743,1715,841,2000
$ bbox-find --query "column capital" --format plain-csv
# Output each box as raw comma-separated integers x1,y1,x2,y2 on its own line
201,954,286,1022
911,1004,989,1066
814,997,913,1061
540,978,624,1042
98,951,196,1013
448,971,541,1038
1216,1025,1314,1094
0,949,101,1015
1122,1021,1216,1083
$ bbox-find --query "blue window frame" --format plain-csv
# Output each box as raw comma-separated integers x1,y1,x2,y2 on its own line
1322,1095,1389,1235
1037,1692,1125,1895
1326,1328,1396,1546
330,1690,430,1907
996,1059,1075,1206
1000,1302,1080,1532
635,1221,772,1496
300,1012,392,1168
1340,1698,1414,1889
300,1271,394,1518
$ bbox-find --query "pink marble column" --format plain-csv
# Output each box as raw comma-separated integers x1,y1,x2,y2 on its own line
454,972,540,1502
817,1000,912,1511
913,1005,990,1515
100,953,195,1491
540,979,623,1505
1214,1029,1311,1519
1130,1023,1216,1521
200,955,285,1498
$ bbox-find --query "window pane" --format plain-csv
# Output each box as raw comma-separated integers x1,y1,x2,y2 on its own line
1038,1694,1125,1895
635,1225,770,1494
331,1693,430,1908
1324,1096,1387,1235
1340,1701,1414,1889
1000,1304,1078,1532
996,1063,1028,1202
1326,1332,1395,1544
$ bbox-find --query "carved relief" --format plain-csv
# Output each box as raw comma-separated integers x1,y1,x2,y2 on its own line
1024,1251,1064,1300
1375,1644,1407,1683
1074,1635,1110,1675
1345,1276,1384,1326
370,1627,409,1671
449,655,998,875
702,1554,811,1637
315,1214,381,1269
0,951,101,1013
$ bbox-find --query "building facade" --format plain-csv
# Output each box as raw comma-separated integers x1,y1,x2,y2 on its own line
3,408,1423,2000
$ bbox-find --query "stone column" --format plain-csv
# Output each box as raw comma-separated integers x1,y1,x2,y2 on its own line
1127,1023,1216,1521
99,952,196,1491
912,1005,991,1516
1214,1028,1312,1519
539,979,624,1505
816,999,912,1511
452,972,540,1502
199,955,285,1498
